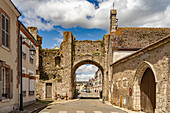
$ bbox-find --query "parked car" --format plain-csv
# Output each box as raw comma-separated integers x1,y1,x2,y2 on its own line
81,89,87,92
86,89,90,93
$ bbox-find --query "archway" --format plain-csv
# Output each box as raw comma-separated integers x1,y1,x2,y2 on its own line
72,60,104,98
133,61,157,112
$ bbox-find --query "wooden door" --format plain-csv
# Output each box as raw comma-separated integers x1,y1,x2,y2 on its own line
46,83,52,98
141,68,156,113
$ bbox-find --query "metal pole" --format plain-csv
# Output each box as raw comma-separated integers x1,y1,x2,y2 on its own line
18,23,23,110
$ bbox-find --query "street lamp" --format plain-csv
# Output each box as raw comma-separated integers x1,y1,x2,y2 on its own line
19,31,36,111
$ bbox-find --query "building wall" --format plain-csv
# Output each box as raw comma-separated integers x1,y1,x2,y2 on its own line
110,37,170,113
112,50,136,63
94,69,102,93
36,31,107,100
75,40,104,56
0,0,20,112
21,31,36,106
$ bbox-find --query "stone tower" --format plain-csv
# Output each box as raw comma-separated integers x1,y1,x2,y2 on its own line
60,31,74,98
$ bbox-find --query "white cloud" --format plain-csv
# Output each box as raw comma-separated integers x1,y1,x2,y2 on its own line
12,0,170,31
54,37,63,43
50,43,57,49
76,74,94,81
76,65,98,74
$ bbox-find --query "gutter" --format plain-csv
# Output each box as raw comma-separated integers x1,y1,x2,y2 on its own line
17,20,21,109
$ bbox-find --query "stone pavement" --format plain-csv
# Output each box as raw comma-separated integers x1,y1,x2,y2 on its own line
10,100,52,113
102,100,145,113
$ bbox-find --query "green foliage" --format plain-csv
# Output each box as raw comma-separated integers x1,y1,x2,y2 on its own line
92,52,100,56
100,53,104,56
54,77,58,80
72,51,75,56
101,39,104,47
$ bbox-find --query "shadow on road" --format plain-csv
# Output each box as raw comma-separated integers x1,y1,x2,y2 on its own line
80,97,99,99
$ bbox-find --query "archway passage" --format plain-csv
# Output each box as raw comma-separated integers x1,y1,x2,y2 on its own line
72,60,104,99
140,68,156,113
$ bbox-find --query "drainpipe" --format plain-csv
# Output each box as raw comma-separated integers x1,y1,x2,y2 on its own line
18,21,23,111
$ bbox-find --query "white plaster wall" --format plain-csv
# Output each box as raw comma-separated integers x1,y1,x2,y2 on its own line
113,51,136,63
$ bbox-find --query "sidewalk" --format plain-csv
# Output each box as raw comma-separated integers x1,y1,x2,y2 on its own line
10,99,80,113
100,99,145,113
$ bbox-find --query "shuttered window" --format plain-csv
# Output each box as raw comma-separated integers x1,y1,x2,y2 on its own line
0,67,13,100
1,14,9,48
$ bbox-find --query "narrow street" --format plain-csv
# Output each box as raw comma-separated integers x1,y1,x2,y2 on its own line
39,92,127,113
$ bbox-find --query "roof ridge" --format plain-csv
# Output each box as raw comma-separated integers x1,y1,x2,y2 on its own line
118,27,170,29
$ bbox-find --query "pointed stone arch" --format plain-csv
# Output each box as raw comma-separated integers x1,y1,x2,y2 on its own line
132,61,157,111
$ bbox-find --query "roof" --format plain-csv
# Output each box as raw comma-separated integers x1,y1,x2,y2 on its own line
19,21,38,47
111,27,170,48
54,46,59,49
111,35,170,66
5,0,21,17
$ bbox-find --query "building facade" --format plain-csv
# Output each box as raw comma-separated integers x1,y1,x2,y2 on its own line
20,23,38,106
107,8,170,113
93,69,102,93
0,0,21,112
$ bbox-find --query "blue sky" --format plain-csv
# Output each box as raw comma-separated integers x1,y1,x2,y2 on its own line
39,26,107,49
12,0,170,81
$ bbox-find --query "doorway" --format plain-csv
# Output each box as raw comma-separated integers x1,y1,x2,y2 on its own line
46,83,52,98
140,68,156,113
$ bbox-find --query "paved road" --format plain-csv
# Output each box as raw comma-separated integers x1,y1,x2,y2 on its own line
39,92,127,113
79,92,99,98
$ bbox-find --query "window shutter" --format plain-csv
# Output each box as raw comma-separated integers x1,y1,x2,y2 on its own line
0,67,2,101
10,69,13,99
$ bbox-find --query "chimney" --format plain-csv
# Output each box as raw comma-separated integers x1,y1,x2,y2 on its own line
110,9,117,33
28,27,38,40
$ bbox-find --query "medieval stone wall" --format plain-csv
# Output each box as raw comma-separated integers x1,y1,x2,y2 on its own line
74,40,104,56
73,40,105,71
36,31,108,100
110,36,170,113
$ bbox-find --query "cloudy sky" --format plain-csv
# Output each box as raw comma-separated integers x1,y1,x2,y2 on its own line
76,64,98,81
11,0,170,81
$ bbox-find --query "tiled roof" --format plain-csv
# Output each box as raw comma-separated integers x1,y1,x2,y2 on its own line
111,27,170,48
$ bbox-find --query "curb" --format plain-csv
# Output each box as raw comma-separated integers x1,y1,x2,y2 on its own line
99,99,143,113
30,98,80,113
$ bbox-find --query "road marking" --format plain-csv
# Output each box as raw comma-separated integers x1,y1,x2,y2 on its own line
110,112,118,113
94,111,102,113
40,112,49,113
77,111,85,113
59,111,67,113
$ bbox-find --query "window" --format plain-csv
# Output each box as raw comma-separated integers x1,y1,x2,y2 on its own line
55,57,61,67
1,68,11,99
22,77,26,96
1,14,9,48
29,44,34,64
29,73,34,95
22,40,26,59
